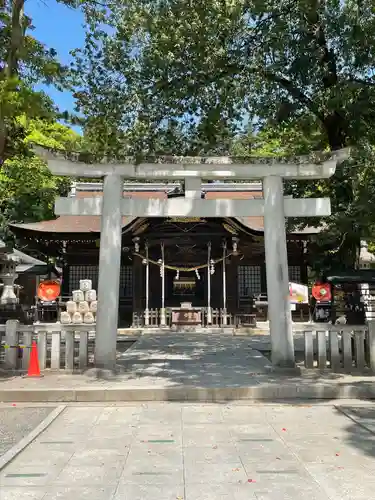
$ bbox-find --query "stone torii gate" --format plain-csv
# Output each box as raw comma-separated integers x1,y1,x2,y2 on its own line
36,148,347,371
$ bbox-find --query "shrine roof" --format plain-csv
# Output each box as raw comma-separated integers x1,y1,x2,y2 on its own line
9,217,320,235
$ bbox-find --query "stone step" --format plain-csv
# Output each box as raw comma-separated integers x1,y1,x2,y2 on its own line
0,381,374,403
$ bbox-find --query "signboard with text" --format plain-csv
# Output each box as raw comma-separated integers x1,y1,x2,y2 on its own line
289,282,309,304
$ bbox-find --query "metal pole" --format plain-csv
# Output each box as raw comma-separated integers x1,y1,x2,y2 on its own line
160,242,166,326
222,240,227,326
145,243,149,326
207,242,212,324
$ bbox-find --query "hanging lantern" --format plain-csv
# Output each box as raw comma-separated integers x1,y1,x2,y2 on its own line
37,280,61,302
312,282,332,302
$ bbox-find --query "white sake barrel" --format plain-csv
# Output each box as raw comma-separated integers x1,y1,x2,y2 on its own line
72,290,84,302
79,279,92,291
89,300,97,313
66,300,77,314
85,289,97,302
78,300,89,314
72,311,83,324
60,311,72,324
83,311,95,324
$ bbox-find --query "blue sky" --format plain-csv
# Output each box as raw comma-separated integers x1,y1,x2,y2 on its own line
25,0,85,121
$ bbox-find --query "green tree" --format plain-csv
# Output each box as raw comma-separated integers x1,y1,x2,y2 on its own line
0,0,80,163
75,0,375,151
74,0,375,268
231,122,375,272
0,1,85,238
0,118,82,239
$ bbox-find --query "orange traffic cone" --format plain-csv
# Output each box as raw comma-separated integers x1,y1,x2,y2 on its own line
27,341,41,377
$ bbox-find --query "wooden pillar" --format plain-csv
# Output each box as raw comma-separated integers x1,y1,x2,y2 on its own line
61,264,70,297
211,262,220,308
222,241,227,325
132,255,143,319
207,242,212,324
144,243,150,326
226,256,238,314
160,243,166,326
301,241,308,284
260,263,267,293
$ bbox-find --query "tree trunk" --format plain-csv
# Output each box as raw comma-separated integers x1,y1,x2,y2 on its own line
323,112,348,151
0,0,25,165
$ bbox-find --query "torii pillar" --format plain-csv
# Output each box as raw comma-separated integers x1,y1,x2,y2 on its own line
35,147,347,370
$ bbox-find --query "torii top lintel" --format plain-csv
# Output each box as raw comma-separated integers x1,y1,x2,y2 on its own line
33,146,349,180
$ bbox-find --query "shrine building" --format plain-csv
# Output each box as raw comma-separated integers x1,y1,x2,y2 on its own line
9,181,318,327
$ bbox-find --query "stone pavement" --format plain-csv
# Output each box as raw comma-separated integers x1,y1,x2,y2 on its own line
1,402,375,499
117,333,273,381
0,407,54,457
1,334,375,402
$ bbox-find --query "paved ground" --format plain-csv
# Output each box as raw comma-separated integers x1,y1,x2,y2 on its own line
0,407,54,457
1,333,374,403
116,334,272,382
0,402,375,499
0,334,272,389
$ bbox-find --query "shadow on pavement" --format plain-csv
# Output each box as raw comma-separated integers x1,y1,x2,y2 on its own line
336,405,375,460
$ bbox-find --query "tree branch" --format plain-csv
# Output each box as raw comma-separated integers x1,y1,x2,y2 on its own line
262,70,325,122
305,0,338,88
242,2,296,53
348,77,375,87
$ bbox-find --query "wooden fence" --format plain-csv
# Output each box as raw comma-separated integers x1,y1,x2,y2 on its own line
132,308,241,328
0,321,95,372
2,320,375,374
303,323,375,373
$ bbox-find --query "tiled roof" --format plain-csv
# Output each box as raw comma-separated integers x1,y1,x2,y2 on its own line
76,191,167,199
10,191,165,234
10,216,118,233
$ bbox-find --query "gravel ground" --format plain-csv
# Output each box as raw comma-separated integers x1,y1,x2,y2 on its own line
0,406,54,457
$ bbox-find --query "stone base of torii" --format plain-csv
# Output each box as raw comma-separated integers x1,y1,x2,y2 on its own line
35,147,348,370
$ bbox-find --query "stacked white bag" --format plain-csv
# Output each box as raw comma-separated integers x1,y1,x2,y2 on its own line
60,279,97,324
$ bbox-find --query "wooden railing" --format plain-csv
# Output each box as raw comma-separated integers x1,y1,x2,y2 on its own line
210,309,236,327
2,319,375,375
303,323,375,373
0,320,96,372
132,309,160,328
132,308,238,328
